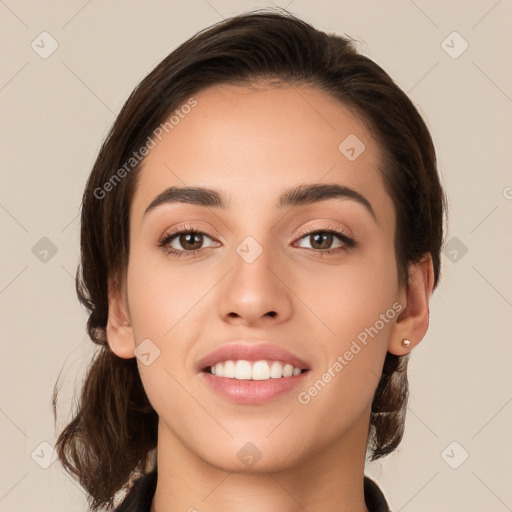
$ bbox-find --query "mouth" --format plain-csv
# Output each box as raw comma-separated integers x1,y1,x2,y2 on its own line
197,342,311,403
202,359,309,380
200,360,310,405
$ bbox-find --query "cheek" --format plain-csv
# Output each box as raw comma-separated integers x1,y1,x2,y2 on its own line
125,246,207,340
294,242,398,395
296,238,399,342
295,273,398,443
125,249,208,419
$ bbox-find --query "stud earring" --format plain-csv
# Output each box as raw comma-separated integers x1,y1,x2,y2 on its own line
402,338,411,347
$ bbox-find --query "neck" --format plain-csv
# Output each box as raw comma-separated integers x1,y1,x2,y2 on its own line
150,412,371,512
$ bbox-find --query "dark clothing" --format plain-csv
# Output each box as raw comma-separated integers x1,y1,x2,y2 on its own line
114,469,390,511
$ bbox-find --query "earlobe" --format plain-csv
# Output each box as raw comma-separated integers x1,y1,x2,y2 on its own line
388,254,435,356
106,275,136,359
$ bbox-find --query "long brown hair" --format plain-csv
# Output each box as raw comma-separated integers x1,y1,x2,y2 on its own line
52,8,447,510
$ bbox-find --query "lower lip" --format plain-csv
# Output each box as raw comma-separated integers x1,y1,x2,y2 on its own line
200,370,309,405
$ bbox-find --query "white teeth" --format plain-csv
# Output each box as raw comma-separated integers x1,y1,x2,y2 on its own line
224,360,235,378
252,360,270,380
208,360,304,380
269,361,283,378
234,360,252,380
282,363,294,377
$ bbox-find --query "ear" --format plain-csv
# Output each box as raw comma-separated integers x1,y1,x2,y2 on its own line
388,253,435,356
106,275,136,359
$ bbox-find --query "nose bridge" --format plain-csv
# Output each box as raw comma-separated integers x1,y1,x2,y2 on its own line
227,204,279,270
216,226,294,323
231,231,278,295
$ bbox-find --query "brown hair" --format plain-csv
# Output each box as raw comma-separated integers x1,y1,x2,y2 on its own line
52,8,446,510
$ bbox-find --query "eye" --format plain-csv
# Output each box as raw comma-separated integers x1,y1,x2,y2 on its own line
157,224,356,258
294,227,356,254
157,224,220,257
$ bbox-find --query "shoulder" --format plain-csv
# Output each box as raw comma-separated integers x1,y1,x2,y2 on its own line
114,470,157,512
114,470,389,512
364,475,391,512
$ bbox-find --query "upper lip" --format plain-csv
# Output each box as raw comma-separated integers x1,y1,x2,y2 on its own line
197,342,311,372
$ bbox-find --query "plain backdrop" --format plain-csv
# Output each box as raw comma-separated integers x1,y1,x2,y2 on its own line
1,1,511,511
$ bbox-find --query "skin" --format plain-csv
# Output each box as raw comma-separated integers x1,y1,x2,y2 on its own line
107,82,434,512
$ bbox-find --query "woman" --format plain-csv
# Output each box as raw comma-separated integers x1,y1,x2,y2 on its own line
53,9,446,512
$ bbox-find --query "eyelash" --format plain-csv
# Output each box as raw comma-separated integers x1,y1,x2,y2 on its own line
157,223,357,258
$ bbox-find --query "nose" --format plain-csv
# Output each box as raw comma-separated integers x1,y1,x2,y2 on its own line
216,237,293,327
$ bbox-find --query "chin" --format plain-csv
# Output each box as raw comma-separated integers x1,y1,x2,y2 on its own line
206,449,303,474
187,433,308,474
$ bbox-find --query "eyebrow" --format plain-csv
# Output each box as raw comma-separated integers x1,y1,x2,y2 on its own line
143,183,376,221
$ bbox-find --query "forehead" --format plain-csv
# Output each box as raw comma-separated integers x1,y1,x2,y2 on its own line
130,83,393,224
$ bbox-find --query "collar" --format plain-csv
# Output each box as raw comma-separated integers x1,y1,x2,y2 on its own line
115,469,390,512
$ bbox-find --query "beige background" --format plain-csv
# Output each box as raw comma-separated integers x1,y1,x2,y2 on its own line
1,1,511,510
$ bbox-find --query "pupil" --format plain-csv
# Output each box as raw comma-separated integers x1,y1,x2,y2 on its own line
181,233,202,250
312,232,332,250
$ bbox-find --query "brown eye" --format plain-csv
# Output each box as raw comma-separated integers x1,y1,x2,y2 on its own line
158,226,220,257
308,232,335,250
177,232,204,251
296,229,354,252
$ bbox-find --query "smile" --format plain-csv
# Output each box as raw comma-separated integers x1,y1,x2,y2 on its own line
204,359,307,380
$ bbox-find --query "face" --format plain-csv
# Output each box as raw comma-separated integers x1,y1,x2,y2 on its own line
116,82,405,472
